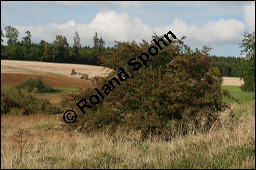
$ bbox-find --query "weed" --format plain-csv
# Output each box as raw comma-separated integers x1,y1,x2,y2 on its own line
14,128,31,169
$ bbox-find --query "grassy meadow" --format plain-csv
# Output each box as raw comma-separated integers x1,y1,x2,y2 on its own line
1,84,255,169
222,86,255,103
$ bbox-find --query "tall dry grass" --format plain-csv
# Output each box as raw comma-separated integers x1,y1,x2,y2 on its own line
1,101,255,169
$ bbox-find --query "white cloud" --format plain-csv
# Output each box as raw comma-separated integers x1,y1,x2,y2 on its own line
187,19,244,45
3,11,245,48
40,1,141,8
152,18,245,46
9,11,152,47
243,1,255,31
88,11,151,42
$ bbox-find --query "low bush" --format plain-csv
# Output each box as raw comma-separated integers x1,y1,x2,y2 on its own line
1,87,52,115
16,78,55,93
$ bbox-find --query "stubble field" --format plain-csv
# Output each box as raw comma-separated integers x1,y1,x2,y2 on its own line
1,60,112,78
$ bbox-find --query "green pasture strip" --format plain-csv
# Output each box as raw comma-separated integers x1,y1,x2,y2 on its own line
221,86,255,103
53,87,80,93
1,86,79,94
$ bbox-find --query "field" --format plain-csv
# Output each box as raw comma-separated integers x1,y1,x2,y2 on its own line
1,60,254,169
1,60,244,87
1,60,112,78
1,60,113,89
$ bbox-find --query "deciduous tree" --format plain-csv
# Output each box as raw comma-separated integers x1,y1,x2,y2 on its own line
1,28,4,44
4,26,19,45
22,30,32,47
239,31,255,91
52,35,69,62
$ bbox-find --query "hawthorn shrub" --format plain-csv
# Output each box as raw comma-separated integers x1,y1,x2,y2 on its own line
62,34,234,139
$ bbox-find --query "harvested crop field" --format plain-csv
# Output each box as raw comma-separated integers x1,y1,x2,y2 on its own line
1,60,112,78
222,77,244,86
1,73,94,89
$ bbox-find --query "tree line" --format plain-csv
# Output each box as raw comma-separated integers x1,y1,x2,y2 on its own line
208,55,243,77
1,26,110,65
1,26,244,77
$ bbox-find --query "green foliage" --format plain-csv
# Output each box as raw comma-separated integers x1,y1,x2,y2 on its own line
41,42,53,62
16,78,55,93
239,31,255,91
1,45,24,60
62,34,233,138
1,28,4,44
72,31,81,62
209,55,243,77
52,35,70,62
4,26,19,45
1,26,107,65
22,30,32,47
92,32,105,65
1,86,52,115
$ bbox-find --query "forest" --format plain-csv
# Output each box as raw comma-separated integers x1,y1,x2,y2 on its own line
1,26,242,77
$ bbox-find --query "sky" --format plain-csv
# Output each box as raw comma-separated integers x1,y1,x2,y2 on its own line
1,1,255,57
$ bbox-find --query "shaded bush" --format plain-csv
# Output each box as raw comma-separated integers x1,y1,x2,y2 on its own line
62,34,234,139
16,78,55,93
1,87,52,115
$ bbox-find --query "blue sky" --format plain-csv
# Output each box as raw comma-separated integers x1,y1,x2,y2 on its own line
1,1,255,57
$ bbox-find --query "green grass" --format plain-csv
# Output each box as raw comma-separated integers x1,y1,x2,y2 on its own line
51,87,80,93
1,86,12,91
221,86,255,103
3,85,80,94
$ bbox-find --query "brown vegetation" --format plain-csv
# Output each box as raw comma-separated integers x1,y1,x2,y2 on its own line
1,101,254,169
